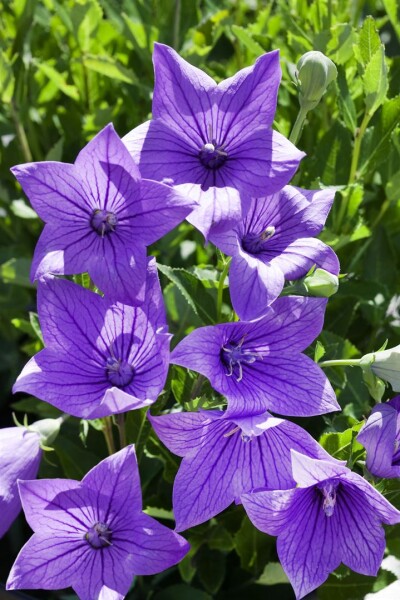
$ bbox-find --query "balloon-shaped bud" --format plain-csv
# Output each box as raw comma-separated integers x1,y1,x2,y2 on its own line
296,51,337,111
303,268,339,298
29,417,63,447
361,345,400,394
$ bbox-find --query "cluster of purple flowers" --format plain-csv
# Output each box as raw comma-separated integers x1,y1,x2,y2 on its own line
4,43,400,600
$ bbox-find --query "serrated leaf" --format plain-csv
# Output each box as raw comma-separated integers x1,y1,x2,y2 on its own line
358,16,381,66
359,96,400,175
363,45,388,116
157,263,215,325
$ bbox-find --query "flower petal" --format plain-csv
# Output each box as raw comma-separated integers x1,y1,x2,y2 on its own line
93,388,153,419
74,124,141,213
13,349,108,419
182,183,243,240
337,483,386,576
342,471,400,525
357,403,398,478
123,120,204,185
11,162,93,222
83,446,142,518
18,479,81,532
241,488,298,536
277,488,341,599
31,223,97,281
0,428,41,538
225,128,305,197
215,50,281,140
87,233,148,304
149,410,222,457
172,418,243,530
152,43,215,146
291,451,348,488
229,250,285,320
37,277,106,351
120,513,189,574
130,179,197,245
7,533,90,591
268,237,340,280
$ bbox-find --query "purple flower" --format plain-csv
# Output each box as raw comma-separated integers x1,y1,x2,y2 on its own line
150,410,333,531
11,123,196,303
171,296,339,417
209,185,339,320
123,43,304,239
242,451,400,599
357,396,400,478
7,445,189,599
13,275,170,419
0,427,41,539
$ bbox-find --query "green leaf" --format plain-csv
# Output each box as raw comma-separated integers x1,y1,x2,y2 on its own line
152,584,211,600
35,62,80,101
157,263,215,325
10,199,38,219
358,16,381,66
208,524,235,552
196,548,226,595
319,423,364,464
234,516,274,574
363,45,388,116
83,55,137,84
231,25,264,56
382,0,400,40
53,436,100,479
11,397,61,418
256,562,290,586
0,258,33,288
336,67,357,132
29,311,43,343
359,96,400,175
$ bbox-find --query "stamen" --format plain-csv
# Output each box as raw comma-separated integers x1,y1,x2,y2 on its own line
85,522,112,549
320,481,339,517
221,339,262,383
106,357,134,387
223,426,240,438
90,209,117,237
242,226,276,254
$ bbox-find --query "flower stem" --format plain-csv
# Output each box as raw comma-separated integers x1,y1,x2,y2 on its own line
102,417,116,455
10,100,33,162
319,359,361,368
348,112,372,185
116,413,127,449
216,258,231,322
289,106,309,145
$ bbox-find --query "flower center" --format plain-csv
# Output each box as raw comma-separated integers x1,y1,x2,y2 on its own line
199,141,228,170
221,337,261,382
90,209,117,236
319,480,339,517
242,227,276,254
85,522,112,549
106,357,134,387
223,425,253,442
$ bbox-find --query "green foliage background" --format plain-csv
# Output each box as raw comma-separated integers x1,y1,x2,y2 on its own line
1,0,400,598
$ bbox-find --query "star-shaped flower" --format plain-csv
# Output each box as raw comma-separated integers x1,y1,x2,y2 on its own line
209,185,339,320
12,123,196,303
171,296,339,417
150,410,333,531
357,396,400,478
13,274,170,419
0,427,41,539
7,445,189,599
123,43,304,239
242,451,400,599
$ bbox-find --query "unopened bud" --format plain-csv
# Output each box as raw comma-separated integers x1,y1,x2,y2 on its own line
361,365,386,402
296,51,337,111
29,417,62,447
361,344,400,393
303,268,339,298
